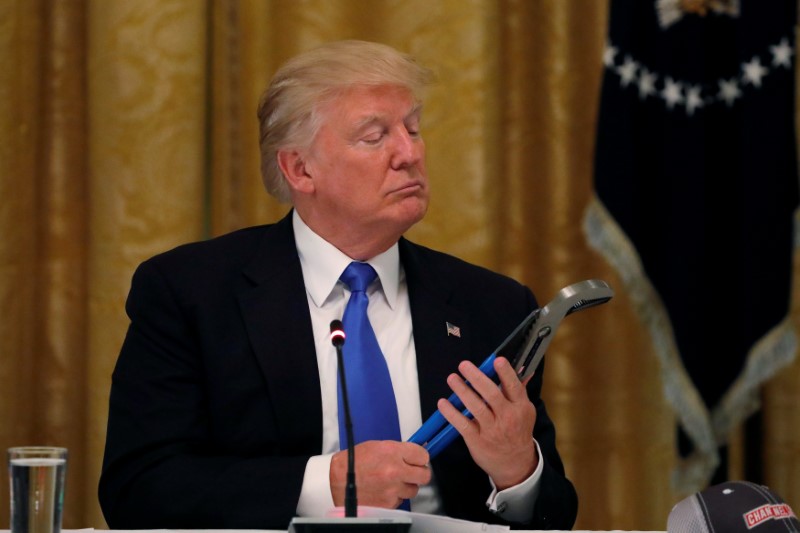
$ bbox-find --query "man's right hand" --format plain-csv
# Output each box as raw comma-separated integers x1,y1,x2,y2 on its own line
329,440,431,509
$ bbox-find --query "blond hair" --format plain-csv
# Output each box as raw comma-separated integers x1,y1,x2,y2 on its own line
257,40,434,203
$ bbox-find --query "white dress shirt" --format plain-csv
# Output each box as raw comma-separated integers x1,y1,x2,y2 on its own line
291,211,541,522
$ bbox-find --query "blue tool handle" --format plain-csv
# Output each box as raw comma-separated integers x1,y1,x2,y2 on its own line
442,352,499,412
408,410,446,445
407,354,497,447
477,353,499,380
425,407,474,459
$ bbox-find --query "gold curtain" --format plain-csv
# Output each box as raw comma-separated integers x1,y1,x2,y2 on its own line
1,0,797,530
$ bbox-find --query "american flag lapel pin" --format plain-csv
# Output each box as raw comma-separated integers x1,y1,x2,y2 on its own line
446,322,461,338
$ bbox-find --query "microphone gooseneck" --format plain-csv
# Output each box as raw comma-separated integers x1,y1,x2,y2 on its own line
330,319,357,518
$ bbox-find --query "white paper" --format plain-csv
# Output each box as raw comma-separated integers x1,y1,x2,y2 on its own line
325,506,510,533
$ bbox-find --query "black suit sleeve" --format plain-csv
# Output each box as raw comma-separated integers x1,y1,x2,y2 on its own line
98,259,307,530
525,357,579,530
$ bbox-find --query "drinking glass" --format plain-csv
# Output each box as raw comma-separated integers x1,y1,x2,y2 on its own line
8,447,68,533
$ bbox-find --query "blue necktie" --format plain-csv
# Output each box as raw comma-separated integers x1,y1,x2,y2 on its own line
338,262,410,511
338,262,401,447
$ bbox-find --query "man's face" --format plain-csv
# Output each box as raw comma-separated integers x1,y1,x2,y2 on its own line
299,84,429,251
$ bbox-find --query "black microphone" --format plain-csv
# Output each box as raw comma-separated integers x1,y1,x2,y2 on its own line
330,319,357,518
287,321,411,532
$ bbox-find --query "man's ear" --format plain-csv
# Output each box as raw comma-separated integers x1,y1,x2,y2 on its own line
277,149,315,194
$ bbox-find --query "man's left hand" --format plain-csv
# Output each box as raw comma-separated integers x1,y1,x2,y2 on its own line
437,356,538,490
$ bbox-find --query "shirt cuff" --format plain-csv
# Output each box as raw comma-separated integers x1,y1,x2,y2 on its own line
485,439,543,523
296,453,336,517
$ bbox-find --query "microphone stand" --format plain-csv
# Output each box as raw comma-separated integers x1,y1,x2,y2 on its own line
287,320,411,533
332,323,358,517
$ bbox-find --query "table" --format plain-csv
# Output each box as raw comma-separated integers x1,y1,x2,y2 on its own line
15,526,666,533
1,529,665,533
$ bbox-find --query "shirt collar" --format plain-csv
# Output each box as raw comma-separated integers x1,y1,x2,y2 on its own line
293,210,400,310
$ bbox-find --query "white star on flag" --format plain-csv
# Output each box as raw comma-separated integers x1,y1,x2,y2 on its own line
616,55,638,87
741,56,769,87
661,77,684,110
638,68,658,100
717,78,741,106
446,322,461,338
685,85,704,116
603,43,618,67
770,38,793,69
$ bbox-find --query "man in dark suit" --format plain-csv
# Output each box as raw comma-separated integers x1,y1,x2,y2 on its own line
99,40,578,530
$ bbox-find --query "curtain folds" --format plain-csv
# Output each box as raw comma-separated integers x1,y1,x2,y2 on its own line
0,1,796,530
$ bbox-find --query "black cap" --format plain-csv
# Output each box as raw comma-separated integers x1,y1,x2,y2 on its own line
668,480,799,532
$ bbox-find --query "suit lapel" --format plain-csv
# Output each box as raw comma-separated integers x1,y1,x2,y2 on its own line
237,212,323,452
400,239,471,421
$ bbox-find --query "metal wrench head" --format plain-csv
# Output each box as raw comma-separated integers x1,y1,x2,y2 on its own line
498,279,614,382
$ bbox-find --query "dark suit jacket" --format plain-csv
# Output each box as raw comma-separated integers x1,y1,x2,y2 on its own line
99,212,578,530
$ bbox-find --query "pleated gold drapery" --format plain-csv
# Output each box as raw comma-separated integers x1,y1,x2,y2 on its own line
1,1,798,531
